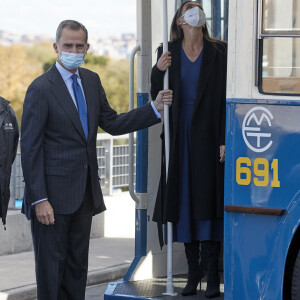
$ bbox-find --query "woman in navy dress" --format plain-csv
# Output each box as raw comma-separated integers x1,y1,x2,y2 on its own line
151,1,227,298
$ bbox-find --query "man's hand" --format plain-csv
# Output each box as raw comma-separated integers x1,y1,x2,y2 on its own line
153,89,173,112
35,200,55,225
220,145,225,163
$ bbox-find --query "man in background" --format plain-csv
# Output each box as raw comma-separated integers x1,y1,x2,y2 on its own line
0,96,19,228
21,19,172,300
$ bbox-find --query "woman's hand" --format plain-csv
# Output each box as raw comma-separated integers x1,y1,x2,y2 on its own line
153,89,173,111
157,51,172,71
219,145,225,163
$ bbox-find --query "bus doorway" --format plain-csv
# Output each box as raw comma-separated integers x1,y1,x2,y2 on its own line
105,1,228,299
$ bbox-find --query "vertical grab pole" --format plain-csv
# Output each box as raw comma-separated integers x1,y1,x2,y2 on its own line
129,45,141,204
162,0,176,296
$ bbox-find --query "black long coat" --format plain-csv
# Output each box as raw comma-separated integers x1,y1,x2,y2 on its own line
0,97,19,226
151,39,227,234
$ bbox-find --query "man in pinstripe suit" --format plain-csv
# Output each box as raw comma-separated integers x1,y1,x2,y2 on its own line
21,20,172,300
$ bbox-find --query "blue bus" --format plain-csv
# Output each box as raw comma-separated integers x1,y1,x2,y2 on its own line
224,0,300,299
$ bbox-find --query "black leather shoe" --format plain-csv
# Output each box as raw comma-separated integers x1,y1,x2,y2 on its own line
205,241,221,298
182,266,204,296
205,272,220,298
182,279,201,296
205,289,220,299
182,242,204,296
205,288,220,298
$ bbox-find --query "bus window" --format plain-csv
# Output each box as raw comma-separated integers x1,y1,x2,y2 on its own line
202,0,228,41
258,0,300,95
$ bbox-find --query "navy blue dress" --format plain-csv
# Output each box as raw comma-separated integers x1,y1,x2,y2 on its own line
171,46,223,243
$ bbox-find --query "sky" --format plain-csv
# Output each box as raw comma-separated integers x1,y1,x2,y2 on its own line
0,0,136,38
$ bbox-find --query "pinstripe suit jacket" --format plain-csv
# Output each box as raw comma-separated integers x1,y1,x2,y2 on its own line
21,64,159,219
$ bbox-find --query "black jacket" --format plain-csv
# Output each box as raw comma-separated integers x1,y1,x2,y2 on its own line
0,97,19,226
151,39,227,246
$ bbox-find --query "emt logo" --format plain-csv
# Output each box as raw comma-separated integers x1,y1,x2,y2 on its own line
242,107,273,153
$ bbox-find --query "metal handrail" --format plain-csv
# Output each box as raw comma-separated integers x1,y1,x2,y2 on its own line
260,33,300,38
128,45,141,203
257,0,263,40
162,0,176,296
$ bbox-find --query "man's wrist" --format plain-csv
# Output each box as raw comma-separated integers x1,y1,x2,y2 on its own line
151,101,161,119
32,198,48,205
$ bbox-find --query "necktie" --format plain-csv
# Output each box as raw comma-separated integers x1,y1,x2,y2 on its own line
71,74,88,140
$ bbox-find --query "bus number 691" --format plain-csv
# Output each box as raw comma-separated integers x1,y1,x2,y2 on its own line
236,157,280,187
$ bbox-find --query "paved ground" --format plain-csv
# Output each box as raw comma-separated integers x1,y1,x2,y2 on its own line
0,236,225,300
86,283,108,300
0,190,224,300
0,237,134,300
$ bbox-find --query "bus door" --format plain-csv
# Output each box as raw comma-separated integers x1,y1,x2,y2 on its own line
105,1,229,299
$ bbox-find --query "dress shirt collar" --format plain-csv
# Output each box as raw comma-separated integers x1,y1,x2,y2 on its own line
55,61,80,81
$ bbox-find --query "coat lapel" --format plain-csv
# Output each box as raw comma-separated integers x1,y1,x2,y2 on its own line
169,41,182,135
194,39,217,111
48,65,87,142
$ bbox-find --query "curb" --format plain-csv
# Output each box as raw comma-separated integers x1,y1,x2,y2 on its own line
87,264,130,287
0,263,130,300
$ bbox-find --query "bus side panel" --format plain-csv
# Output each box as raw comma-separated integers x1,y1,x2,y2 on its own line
224,100,300,300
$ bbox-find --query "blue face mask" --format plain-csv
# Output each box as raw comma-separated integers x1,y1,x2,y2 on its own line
59,51,85,70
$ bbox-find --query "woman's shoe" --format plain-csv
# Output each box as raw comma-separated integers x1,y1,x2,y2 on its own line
205,289,220,299
205,272,220,298
182,265,204,296
182,242,201,296
205,241,221,298
182,279,201,296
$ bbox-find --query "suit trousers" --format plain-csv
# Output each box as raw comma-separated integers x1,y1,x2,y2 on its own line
31,172,94,300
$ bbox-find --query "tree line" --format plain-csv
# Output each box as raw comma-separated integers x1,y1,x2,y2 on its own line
0,43,133,129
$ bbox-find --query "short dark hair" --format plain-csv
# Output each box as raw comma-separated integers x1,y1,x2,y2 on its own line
56,20,88,43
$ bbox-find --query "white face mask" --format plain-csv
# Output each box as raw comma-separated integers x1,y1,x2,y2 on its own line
181,6,206,28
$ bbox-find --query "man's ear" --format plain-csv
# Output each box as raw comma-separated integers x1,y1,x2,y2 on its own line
53,43,58,54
